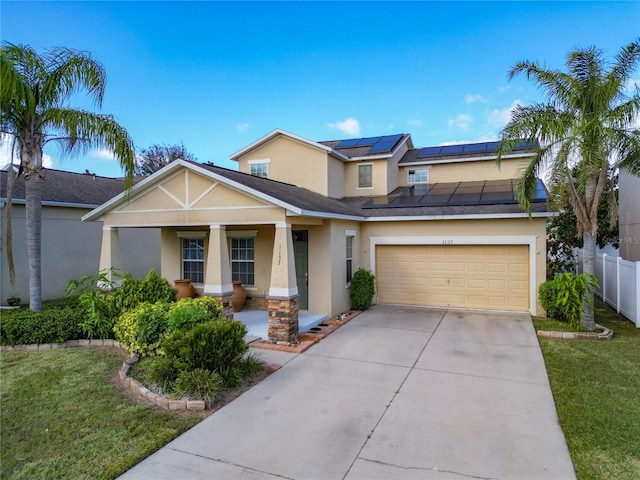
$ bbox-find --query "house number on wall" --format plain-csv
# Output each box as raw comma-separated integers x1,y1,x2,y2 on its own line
442,239,454,245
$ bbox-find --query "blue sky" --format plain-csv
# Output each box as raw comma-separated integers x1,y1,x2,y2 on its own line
1,1,638,177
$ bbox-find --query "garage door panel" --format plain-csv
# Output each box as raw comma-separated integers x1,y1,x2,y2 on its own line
376,244,529,312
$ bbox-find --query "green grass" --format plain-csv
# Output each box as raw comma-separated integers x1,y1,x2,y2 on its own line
0,347,199,480
539,299,640,480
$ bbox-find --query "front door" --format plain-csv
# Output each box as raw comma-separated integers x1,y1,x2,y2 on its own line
292,230,308,309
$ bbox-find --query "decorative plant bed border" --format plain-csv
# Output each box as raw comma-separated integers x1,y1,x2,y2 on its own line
249,310,361,353
1,339,281,411
537,323,613,340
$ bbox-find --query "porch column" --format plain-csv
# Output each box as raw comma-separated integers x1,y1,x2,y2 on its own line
98,226,122,290
204,224,234,318
267,222,299,344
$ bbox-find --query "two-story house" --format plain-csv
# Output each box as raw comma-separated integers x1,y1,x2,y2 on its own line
84,129,551,343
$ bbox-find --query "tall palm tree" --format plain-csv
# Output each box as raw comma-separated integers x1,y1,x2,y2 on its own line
497,40,640,330
1,42,135,311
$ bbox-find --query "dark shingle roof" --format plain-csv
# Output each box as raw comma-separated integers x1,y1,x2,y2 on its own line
193,162,364,218
196,163,551,219
0,168,142,206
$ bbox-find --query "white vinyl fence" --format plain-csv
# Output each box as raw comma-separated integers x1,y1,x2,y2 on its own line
576,250,640,327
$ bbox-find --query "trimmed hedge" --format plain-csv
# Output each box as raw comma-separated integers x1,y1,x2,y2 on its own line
0,300,84,346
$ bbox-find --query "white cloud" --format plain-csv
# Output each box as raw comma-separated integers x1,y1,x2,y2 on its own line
465,94,487,104
328,117,361,136
407,119,425,128
90,148,116,161
448,114,472,130
236,122,250,133
42,154,54,168
485,99,522,129
497,85,510,93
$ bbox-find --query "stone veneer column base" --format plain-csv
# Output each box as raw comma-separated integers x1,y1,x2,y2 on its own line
267,296,299,344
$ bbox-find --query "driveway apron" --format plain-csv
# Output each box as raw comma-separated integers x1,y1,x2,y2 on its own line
119,306,575,480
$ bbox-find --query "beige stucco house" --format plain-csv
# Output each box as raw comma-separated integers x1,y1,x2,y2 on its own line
0,167,160,305
84,129,551,343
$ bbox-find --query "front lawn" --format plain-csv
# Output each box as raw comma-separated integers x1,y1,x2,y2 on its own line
0,347,200,480
538,299,640,480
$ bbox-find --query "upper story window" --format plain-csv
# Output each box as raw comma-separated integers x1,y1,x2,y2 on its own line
249,159,270,178
408,168,428,184
358,164,373,188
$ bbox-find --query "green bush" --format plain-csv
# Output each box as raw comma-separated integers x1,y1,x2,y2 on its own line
145,357,185,393
173,369,224,407
350,268,376,311
108,270,177,320
113,302,171,356
0,300,84,345
539,272,599,330
167,297,223,332
162,318,248,386
66,268,123,339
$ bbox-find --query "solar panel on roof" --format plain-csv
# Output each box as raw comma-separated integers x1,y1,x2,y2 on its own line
485,141,500,152
441,145,464,155
462,143,488,154
336,138,361,148
380,134,403,144
417,146,442,158
513,140,538,150
368,143,395,153
356,137,380,146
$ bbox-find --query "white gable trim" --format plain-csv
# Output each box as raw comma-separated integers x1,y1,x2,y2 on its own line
230,129,348,161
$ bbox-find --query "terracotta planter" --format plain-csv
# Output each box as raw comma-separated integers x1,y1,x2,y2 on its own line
174,279,195,299
232,280,246,312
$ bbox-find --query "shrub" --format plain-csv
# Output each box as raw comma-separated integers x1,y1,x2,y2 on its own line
167,297,223,332
108,270,177,320
66,268,123,339
173,369,224,407
350,268,376,311
539,272,599,330
113,302,171,356
145,357,185,393
0,300,84,345
162,318,248,386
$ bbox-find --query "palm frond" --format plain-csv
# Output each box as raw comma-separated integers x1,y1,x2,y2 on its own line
45,108,135,188
40,47,106,108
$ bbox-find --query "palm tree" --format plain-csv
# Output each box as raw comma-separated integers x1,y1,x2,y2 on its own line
1,42,135,311
497,40,640,330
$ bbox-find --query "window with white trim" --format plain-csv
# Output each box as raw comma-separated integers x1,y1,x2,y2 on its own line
231,237,255,285
346,235,354,284
358,164,372,188
182,238,205,284
249,160,269,178
407,168,428,184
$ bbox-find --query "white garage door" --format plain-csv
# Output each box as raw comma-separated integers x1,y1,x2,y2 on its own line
376,244,529,311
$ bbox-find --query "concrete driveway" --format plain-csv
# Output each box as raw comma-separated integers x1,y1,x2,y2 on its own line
119,306,576,480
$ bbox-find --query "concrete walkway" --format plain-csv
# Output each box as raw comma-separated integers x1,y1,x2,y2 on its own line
119,305,576,480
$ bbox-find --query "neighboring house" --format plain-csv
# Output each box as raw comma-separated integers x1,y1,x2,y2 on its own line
619,167,640,261
0,167,160,305
84,129,551,343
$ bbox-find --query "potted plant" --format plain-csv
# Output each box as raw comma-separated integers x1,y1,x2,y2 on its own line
7,295,21,307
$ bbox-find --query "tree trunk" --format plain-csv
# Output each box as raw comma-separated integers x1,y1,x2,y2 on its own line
25,173,42,311
581,231,596,331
